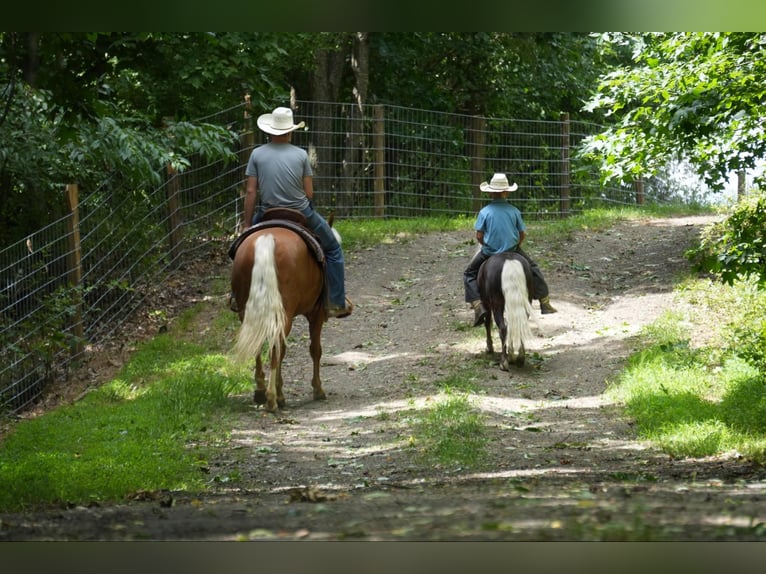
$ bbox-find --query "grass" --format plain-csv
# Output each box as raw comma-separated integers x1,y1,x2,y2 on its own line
333,214,472,251
0,331,251,512
606,283,766,464
413,389,489,469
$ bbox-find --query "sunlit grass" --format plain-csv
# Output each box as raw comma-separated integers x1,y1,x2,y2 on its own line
606,298,766,463
413,389,488,469
334,215,472,252
0,335,251,511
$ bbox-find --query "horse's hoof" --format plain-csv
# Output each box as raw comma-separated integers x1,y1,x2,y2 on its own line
253,389,267,405
277,398,286,408
313,390,327,401
500,359,510,371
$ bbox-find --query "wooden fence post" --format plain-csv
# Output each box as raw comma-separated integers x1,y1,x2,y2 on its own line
238,94,254,230
166,164,182,267
64,183,84,356
635,176,645,205
470,115,486,214
373,104,386,218
560,112,571,217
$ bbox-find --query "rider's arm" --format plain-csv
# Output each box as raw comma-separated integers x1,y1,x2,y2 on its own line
303,175,314,201
242,175,258,232
517,230,525,247
475,231,484,245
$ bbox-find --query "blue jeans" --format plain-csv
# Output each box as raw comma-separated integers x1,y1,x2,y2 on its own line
252,206,347,308
302,207,346,308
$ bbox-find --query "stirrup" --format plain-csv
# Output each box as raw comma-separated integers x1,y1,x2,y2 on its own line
327,297,354,319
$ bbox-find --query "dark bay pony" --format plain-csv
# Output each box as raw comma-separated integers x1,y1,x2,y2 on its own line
477,251,534,369
230,211,337,413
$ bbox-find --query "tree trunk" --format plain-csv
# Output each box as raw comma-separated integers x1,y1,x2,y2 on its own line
309,41,348,211
342,33,369,213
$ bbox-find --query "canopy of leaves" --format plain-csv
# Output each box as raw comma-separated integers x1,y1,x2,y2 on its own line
1,32,621,244
369,32,619,120
580,33,766,192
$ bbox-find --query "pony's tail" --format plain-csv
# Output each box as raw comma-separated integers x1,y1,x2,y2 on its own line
233,234,286,362
502,259,534,356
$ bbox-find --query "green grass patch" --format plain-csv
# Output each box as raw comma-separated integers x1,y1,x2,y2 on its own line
527,205,715,244
0,335,251,511
413,390,488,469
334,215,472,251
607,303,766,463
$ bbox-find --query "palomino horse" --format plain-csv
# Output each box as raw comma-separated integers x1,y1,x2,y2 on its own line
477,251,535,369
230,212,335,412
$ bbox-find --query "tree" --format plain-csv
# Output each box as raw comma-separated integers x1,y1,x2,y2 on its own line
369,32,618,121
580,33,766,192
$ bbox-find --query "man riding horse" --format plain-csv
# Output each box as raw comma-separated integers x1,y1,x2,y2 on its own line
236,106,353,319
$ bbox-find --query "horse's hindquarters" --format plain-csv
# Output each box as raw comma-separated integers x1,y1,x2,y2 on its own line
230,227,328,412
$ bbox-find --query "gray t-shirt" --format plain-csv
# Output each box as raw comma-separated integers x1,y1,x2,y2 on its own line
245,142,313,211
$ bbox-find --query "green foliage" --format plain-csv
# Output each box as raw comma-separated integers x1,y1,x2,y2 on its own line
686,192,766,285
371,33,621,120
582,33,766,191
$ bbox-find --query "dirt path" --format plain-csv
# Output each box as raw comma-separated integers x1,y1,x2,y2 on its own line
3,214,766,541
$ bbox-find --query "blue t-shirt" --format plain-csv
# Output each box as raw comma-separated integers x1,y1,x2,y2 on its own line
474,199,526,255
245,142,313,211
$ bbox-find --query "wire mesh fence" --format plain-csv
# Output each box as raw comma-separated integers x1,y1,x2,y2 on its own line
1,99,643,415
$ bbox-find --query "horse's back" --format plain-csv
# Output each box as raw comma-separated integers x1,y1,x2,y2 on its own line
232,227,324,317
478,252,533,303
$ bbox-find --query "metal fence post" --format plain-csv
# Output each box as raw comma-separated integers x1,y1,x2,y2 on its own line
373,104,386,218
560,112,571,217
470,115,486,214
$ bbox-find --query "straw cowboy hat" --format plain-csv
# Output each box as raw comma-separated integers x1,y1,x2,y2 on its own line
257,107,306,135
480,172,519,192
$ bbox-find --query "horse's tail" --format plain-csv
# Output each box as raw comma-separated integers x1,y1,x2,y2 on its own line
501,259,534,356
233,233,286,362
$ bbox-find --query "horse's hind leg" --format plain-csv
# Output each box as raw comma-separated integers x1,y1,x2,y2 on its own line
253,354,267,405
308,315,326,401
484,320,494,355
499,323,511,371
515,343,526,367
484,305,497,355
262,344,282,413
276,339,287,408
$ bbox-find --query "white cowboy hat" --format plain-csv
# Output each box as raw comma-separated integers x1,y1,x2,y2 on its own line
257,107,306,135
480,173,519,192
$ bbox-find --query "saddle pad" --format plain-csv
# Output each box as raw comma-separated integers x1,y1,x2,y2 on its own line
228,220,325,266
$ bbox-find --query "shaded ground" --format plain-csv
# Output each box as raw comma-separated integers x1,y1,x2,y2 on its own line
2,214,766,541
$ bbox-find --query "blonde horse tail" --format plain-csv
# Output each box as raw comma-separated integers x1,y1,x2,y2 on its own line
233,234,286,362
502,259,534,357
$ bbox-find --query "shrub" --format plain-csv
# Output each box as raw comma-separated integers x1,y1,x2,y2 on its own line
686,191,766,286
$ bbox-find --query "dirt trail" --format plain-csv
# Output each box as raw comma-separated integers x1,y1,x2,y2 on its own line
3,214,766,541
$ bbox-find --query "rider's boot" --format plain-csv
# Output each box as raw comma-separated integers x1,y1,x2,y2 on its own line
471,300,488,327
540,296,558,314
